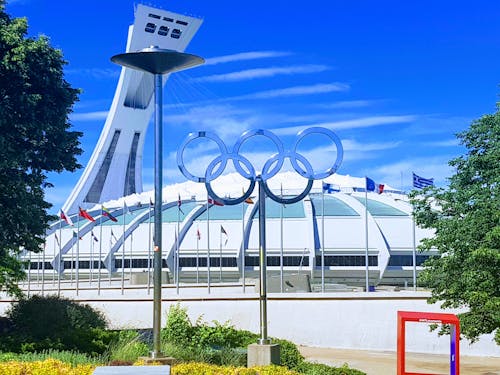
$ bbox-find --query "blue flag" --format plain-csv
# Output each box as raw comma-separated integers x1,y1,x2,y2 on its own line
413,172,434,189
322,182,340,193
366,177,376,192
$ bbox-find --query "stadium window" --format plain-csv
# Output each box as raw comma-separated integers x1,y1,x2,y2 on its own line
158,26,169,36
163,17,174,22
316,255,378,266
387,255,430,266
145,23,156,33
176,20,188,26
171,29,182,39
148,13,161,19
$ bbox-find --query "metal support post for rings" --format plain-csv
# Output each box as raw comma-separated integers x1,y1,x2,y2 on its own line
177,127,343,344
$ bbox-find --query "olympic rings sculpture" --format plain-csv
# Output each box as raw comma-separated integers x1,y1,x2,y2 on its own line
177,127,343,205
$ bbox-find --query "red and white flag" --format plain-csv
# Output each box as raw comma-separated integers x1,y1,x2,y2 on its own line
208,197,224,206
60,209,74,226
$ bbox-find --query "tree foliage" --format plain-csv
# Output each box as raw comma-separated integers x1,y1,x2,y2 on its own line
0,1,82,296
410,104,500,344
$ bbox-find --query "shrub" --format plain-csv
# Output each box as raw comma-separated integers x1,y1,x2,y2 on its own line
2,295,114,355
296,362,366,375
194,319,258,349
171,362,300,375
107,330,150,363
161,304,194,347
272,338,304,370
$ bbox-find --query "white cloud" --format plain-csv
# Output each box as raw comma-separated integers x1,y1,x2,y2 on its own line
272,115,416,135
423,139,459,147
204,51,292,65
232,82,349,101
317,100,380,109
164,105,258,138
193,64,330,83
65,68,120,79
71,111,109,121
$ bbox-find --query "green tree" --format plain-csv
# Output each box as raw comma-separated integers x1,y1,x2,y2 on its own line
410,104,500,344
0,1,81,296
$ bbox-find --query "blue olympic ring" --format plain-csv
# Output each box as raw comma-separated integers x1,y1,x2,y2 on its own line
176,127,343,205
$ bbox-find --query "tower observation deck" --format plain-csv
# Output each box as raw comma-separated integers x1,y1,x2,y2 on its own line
62,4,202,214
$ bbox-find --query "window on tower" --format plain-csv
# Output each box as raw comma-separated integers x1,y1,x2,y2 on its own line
171,29,182,39
145,23,156,33
158,26,169,36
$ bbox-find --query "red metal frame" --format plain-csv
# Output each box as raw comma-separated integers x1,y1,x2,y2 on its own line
397,311,460,375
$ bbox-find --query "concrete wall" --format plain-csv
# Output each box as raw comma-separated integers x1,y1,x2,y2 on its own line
1,286,498,357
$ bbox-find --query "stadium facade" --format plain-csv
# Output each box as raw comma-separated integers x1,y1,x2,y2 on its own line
31,5,436,289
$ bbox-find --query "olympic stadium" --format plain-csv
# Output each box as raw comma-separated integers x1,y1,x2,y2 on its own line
17,4,437,291
7,4,500,360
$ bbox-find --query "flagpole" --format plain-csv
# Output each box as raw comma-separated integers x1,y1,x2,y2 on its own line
76,212,80,296
98,214,103,295
41,241,46,295
89,234,93,286
58,218,62,296
27,250,31,297
241,201,245,293
196,225,200,284
364,180,369,293
130,232,133,283
108,233,112,287
219,225,222,282
121,201,125,294
280,184,284,293
148,201,152,294
70,239,74,285
207,196,211,294
36,248,40,286
412,215,417,291
178,207,181,294
322,183,325,293
52,229,56,285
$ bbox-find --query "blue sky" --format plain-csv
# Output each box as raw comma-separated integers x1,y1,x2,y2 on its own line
7,0,500,211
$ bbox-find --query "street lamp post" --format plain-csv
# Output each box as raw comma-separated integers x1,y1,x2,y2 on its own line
111,46,203,358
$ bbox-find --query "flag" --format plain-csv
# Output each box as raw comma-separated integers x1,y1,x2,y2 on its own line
79,207,96,222
91,231,99,242
60,209,74,226
208,197,224,206
413,172,434,189
72,231,82,240
123,202,131,215
366,177,376,192
178,194,185,214
196,228,201,240
378,184,385,194
322,182,340,194
149,198,153,206
221,225,228,245
102,206,118,222
110,229,118,243
54,233,60,247
242,187,254,204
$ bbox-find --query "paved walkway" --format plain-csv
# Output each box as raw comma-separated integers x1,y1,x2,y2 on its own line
299,346,500,375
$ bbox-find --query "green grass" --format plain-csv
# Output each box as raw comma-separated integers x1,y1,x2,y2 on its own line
0,349,106,366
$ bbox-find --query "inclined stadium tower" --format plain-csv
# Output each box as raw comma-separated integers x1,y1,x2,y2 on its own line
35,4,436,288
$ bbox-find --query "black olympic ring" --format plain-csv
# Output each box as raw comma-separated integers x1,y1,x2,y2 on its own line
176,127,343,205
